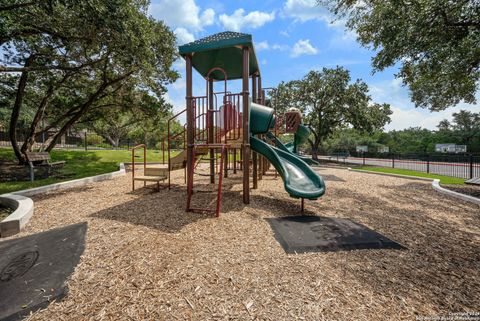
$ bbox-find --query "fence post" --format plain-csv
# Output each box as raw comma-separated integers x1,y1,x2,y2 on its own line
392,154,395,168
470,154,474,179
426,154,430,173
363,153,365,166
84,132,87,151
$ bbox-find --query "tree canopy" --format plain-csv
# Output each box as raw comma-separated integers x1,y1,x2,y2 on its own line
322,110,480,154
1,0,178,163
321,0,480,111
273,67,392,158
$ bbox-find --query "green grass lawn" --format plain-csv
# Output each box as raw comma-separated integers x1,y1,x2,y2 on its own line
0,148,174,194
356,166,465,184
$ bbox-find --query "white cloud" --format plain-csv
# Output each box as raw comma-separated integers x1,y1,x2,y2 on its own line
291,39,318,57
369,78,480,131
328,29,362,52
283,0,333,23
174,28,194,45
172,58,185,71
385,106,480,131
149,0,215,31
255,41,289,52
256,41,270,51
219,9,275,31
201,8,215,26
272,43,289,51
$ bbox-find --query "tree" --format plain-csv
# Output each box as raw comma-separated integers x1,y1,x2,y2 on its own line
321,0,480,111
435,110,480,152
388,128,435,153
1,0,178,163
451,110,480,146
83,88,173,148
280,67,392,159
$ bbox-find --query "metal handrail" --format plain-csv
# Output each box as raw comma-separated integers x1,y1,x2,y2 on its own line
168,109,188,188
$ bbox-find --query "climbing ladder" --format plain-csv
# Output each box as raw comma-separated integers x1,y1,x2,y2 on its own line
186,144,228,217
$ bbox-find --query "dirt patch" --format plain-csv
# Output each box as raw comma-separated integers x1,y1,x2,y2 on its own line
441,184,480,198
0,205,13,221
0,162,31,182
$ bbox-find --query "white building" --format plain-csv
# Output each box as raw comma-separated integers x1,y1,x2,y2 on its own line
435,144,467,153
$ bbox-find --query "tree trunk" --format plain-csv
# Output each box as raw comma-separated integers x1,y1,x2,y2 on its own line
103,134,118,147
308,139,320,161
9,55,34,164
44,73,130,152
21,85,54,154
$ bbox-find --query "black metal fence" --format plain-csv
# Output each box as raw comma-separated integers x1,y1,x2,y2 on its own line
325,151,480,180
0,130,158,151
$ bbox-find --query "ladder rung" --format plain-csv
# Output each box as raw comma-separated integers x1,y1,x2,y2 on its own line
188,208,216,213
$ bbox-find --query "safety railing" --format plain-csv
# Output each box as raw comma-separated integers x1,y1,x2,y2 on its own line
222,93,243,144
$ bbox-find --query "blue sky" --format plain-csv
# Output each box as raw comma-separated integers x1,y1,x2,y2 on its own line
149,0,479,131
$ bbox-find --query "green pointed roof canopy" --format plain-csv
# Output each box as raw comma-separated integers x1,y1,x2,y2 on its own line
179,31,260,81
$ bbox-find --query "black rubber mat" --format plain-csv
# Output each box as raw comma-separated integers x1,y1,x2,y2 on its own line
0,223,87,321
266,216,405,253
321,174,346,182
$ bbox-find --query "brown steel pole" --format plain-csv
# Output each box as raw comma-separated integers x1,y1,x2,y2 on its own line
251,73,258,189
186,55,194,207
242,46,250,204
257,75,262,104
208,78,215,183
257,75,264,181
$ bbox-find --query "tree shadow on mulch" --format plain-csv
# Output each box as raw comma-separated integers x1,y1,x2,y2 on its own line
90,178,250,234
31,185,98,201
307,182,480,312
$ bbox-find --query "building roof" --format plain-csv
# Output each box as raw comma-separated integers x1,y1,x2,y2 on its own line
178,31,260,81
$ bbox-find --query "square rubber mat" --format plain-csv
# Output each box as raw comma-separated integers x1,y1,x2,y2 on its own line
321,174,346,182
0,223,86,321
266,216,405,253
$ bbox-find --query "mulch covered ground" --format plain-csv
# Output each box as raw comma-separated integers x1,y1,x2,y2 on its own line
442,184,480,198
7,166,479,320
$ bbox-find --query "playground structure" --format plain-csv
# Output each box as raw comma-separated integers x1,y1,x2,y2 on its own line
131,32,325,216
266,108,319,166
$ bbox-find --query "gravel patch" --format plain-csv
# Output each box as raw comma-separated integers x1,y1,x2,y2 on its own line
5,167,478,320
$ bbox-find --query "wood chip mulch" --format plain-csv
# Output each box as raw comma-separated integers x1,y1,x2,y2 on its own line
5,166,479,321
442,184,480,198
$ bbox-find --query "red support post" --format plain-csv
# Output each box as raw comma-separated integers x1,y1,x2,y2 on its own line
252,73,258,189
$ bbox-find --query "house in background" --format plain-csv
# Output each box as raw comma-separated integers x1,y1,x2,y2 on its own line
435,143,467,153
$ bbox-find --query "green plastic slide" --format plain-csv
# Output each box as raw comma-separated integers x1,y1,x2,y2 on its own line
249,102,325,200
250,136,325,200
266,132,319,166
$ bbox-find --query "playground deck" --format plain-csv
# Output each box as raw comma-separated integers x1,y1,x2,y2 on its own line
14,167,480,320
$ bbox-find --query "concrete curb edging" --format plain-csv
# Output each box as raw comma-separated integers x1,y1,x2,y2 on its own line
0,194,34,238
0,163,126,238
431,179,480,206
7,163,126,198
348,168,480,206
